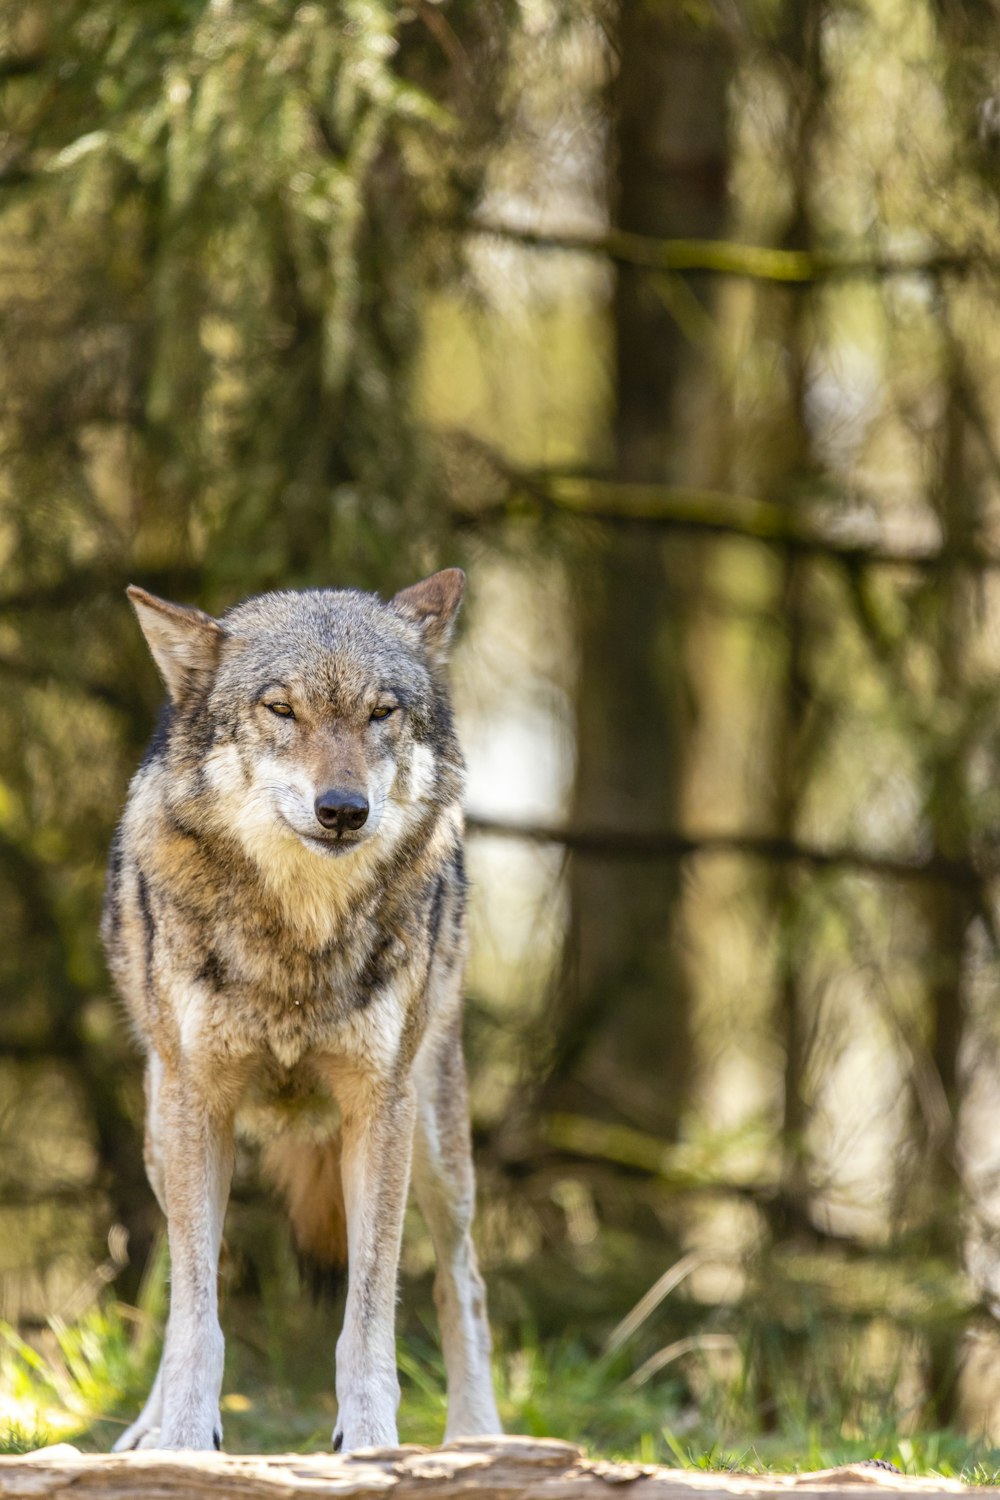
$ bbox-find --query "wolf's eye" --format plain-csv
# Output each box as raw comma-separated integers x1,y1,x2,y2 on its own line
267,702,295,719
370,705,395,722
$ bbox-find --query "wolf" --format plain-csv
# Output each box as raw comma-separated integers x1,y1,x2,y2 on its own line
101,569,501,1454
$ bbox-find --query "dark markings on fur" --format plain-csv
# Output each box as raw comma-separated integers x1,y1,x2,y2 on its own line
107,827,123,886
425,847,466,978
428,873,445,957
451,844,468,924
140,702,175,768
104,829,124,943
356,931,396,1006
135,870,155,996
435,1013,465,1120
381,805,439,892
165,808,205,846
184,694,223,758
359,1266,377,1328
332,1431,343,1454
195,950,227,991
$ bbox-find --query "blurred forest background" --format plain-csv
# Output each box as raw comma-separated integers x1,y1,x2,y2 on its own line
6,0,1000,1470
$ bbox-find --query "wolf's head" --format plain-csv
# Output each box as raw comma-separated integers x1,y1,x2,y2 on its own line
128,572,465,865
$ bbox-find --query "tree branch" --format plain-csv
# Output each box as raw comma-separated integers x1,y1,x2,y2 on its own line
446,458,1000,573
441,215,998,285
0,54,46,82
466,813,982,887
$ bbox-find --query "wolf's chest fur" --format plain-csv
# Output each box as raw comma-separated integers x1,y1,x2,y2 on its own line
189,886,415,1070
191,849,399,1005
138,814,427,1065
104,765,456,1085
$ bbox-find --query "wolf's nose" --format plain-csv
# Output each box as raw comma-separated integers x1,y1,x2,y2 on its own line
314,789,369,833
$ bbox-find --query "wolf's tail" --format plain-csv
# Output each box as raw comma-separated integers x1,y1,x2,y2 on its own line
261,1132,348,1293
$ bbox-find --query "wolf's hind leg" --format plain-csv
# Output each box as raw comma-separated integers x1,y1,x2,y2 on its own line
114,1056,170,1452
411,1021,501,1441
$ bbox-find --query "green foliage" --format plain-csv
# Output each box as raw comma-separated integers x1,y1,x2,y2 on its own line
0,1421,54,1456
0,1240,166,1446
1,0,476,596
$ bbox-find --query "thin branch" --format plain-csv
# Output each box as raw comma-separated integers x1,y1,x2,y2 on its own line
465,813,981,887
446,455,1000,572
414,0,472,79
0,54,46,82
442,215,1000,285
0,1185,101,1208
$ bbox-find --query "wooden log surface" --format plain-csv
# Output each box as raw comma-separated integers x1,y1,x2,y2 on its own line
0,1435,985,1500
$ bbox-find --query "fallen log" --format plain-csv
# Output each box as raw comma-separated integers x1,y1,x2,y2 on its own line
0,1434,981,1500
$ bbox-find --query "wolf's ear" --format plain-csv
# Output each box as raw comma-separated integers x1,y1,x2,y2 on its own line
127,586,227,704
391,568,465,663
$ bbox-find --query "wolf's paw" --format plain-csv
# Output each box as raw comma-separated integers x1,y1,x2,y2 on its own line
331,1406,398,1454
158,1409,223,1451
443,1396,503,1442
113,1420,162,1452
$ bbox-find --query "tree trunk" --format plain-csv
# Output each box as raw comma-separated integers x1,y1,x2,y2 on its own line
549,2,731,1136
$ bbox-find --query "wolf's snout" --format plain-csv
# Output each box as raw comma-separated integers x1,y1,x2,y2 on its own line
314,788,369,834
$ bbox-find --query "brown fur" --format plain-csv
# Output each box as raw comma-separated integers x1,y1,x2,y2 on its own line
262,1132,347,1275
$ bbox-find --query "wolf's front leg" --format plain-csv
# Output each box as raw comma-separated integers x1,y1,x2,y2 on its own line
332,1074,417,1452
155,1067,236,1450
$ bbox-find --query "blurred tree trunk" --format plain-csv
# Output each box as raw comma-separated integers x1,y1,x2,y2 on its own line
548,2,731,1136
922,0,999,1250
898,0,997,1422
766,0,826,1239
911,348,978,1427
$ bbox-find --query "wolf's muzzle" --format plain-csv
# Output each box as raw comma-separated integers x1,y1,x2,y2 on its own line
314,788,369,834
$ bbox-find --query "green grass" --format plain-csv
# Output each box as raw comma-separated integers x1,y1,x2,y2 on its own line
0,1421,54,1455
655,1430,1000,1482
0,1241,167,1452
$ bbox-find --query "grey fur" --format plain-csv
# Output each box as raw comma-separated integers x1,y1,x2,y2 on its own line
102,571,501,1452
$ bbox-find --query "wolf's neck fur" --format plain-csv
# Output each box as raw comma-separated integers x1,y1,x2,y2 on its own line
233,811,390,950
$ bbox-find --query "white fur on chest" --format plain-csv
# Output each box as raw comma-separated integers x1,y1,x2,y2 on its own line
247,824,372,950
